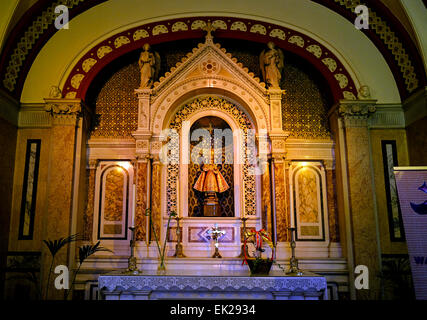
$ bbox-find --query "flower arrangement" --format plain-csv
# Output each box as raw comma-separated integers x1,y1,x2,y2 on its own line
243,229,275,275
145,208,177,271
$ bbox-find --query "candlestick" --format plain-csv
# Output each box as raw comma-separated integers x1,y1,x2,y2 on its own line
123,226,141,274
238,216,249,258
173,216,186,258
287,227,303,276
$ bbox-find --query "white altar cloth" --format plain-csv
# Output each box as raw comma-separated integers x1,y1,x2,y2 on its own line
98,269,328,300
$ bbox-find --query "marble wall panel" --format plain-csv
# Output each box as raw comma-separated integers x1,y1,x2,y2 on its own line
406,116,427,166
83,168,95,241
103,224,122,235
8,128,51,252
275,162,290,241
261,164,271,232
44,124,76,299
326,169,340,242
151,162,161,241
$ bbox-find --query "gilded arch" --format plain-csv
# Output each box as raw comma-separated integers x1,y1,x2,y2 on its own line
56,16,360,103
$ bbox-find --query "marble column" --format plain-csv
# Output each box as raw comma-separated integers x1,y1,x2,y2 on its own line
257,134,271,233
333,99,380,300
43,98,83,299
135,159,148,242
267,88,290,243
150,156,161,244
83,159,98,241
133,88,153,244
273,157,290,242
261,161,271,232
325,161,339,243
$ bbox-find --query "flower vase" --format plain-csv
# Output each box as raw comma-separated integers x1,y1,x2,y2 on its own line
246,258,273,275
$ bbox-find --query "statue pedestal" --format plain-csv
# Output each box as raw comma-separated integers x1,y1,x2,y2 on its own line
203,202,221,217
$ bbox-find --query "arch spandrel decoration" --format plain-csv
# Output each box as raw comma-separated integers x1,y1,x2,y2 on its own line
58,17,359,103
166,96,257,217
4,2,426,101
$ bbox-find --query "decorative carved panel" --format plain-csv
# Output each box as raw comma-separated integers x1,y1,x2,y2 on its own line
94,162,133,240
290,162,329,241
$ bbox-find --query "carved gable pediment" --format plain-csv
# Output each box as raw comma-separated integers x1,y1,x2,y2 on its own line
150,38,268,101
140,36,273,135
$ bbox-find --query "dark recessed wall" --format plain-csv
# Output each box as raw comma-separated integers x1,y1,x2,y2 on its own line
0,115,17,299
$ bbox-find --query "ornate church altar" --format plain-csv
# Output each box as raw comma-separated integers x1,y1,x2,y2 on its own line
98,269,327,300
85,24,345,300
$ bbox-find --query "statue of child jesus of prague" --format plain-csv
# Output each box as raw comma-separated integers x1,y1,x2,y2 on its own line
193,151,230,217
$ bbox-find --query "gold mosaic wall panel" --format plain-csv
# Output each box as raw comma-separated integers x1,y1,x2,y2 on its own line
223,40,331,139
281,64,331,139
92,63,139,138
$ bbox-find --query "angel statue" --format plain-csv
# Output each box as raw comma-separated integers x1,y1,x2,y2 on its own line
138,43,161,89
259,42,284,89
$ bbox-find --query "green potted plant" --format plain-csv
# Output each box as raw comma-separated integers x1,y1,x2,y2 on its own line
43,234,111,300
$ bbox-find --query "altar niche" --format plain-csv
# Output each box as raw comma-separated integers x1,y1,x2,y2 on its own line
189,116,234,217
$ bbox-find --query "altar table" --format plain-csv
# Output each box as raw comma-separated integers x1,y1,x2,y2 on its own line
98,269,328,300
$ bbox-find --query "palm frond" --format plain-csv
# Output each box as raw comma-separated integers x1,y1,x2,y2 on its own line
43,234,79,258
78,241,112,265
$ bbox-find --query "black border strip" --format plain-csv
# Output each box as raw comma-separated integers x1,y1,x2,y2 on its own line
381,140,405,242
18,139,41,240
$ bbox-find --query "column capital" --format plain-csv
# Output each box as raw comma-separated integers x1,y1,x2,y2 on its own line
267,88,286,99
88,159,99,170
44,98,86,126
44,98,97,127
269,132,289,159
331,99,377,127
134,139,150,159
271,153,286,162
149,140,164,163
134,88,153,97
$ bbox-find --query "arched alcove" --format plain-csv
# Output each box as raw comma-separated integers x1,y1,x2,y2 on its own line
188,116,234,217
